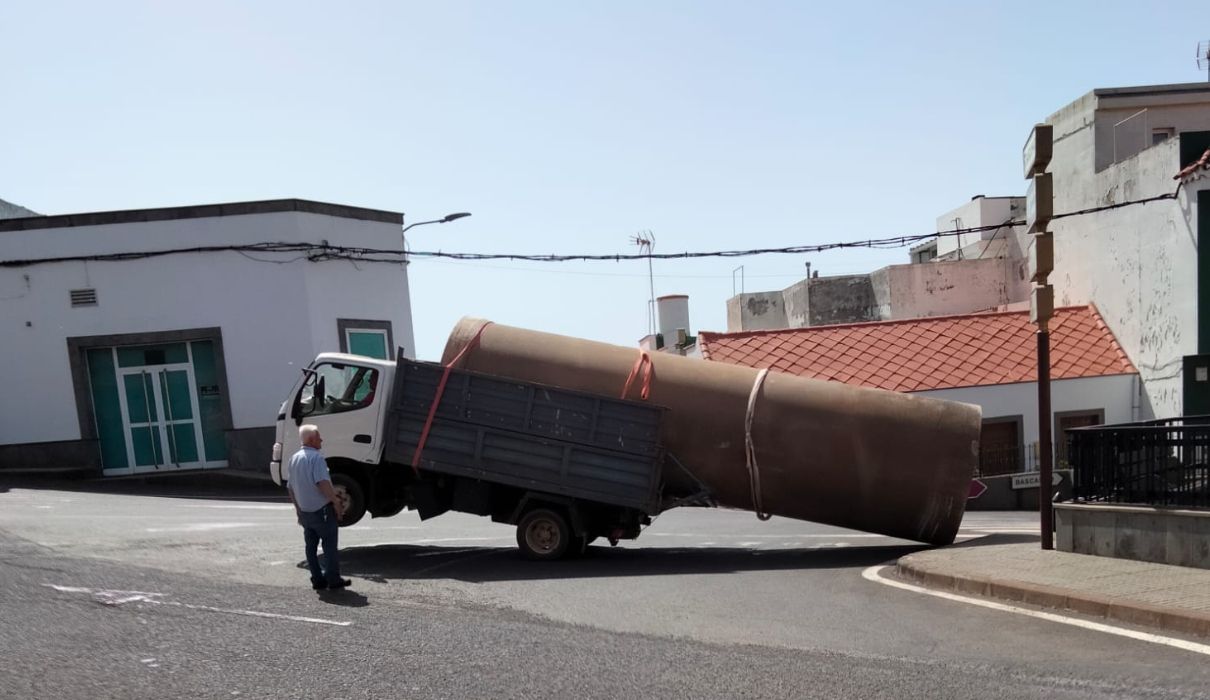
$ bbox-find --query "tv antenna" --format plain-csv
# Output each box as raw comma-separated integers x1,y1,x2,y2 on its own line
631,231,657,335
1199,40,1210,81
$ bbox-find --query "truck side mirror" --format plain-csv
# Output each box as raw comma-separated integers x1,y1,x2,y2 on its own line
290,395,303,426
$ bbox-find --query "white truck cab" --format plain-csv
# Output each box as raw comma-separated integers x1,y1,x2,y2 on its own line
270,353,395,487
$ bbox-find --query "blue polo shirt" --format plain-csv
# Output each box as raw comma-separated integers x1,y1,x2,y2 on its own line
287,446,332,513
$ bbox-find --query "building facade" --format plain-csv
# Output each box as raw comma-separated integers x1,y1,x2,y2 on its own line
1042,83,1210,419
0,199,415,476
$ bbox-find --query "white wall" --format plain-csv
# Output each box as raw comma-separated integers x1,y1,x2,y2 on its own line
917,374,1137,462
935,197,1024,257
1047,135,1203,419
0,210,413,445
877,257,1026,320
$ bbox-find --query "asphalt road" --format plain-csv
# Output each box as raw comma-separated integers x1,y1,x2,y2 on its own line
2,476,1209,699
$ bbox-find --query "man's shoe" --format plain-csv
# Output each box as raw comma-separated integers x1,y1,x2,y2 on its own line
312,582,328,590
327,578,352,590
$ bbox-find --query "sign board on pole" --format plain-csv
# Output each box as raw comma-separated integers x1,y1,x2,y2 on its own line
1031,284,1054,325
1026,173,1053,234
1023,123,1054,178
1029,233,1054,283
1011,472,1063,490
968,479,988,499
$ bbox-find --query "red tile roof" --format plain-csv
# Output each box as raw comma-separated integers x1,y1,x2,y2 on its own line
698,306,1136,392
1175,148,1210,181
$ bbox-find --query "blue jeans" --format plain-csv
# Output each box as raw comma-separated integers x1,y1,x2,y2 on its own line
300,504,341,586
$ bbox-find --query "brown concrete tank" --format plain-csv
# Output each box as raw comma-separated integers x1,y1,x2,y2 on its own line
442,317,981,545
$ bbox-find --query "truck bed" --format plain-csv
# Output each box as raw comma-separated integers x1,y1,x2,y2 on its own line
382,359,665,514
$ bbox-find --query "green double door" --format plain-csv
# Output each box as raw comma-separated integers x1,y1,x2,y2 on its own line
87,340,227,475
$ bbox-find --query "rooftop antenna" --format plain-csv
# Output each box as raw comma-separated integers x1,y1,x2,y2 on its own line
631,231,657,335
1199,40,1210,81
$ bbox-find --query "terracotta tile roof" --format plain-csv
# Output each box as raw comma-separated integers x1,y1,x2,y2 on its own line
1175,148,1210,182
698,306,1136,392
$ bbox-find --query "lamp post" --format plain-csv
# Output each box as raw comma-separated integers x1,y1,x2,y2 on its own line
401,212,471,263
403,212,472,236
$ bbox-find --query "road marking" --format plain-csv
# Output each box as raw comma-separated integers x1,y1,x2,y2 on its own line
861,566,1210,657
648,533,887,539
145,523,256,533
45,584,352,627
183,504,293,510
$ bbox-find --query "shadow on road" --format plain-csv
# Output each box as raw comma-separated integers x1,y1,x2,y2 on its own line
316,589,370,608
0,471,287,503
336,542,929,583
951,533,1040,548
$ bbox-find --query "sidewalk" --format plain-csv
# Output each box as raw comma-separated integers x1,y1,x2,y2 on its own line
897,540,1210,638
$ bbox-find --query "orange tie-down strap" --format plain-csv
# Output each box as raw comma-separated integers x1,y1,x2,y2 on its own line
621,350,654,401
410,321,493,472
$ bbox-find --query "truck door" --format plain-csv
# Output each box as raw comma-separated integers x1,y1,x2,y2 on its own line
292,362,385,465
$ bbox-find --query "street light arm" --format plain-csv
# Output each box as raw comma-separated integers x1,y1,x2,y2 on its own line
402,212,472,234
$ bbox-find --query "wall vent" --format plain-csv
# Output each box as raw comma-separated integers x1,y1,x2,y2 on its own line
70,288,98,307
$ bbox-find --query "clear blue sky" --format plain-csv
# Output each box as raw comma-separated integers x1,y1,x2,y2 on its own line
3,1,1208,359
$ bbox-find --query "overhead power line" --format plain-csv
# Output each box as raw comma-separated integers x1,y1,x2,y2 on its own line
0,191,1178,269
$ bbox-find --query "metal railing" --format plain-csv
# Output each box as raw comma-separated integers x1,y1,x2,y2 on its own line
977,442,1038,477
1068,416,1210,508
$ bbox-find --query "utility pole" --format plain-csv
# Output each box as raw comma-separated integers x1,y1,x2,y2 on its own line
1024,123,1055,550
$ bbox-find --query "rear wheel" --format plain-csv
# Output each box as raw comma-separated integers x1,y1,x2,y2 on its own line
331,472,367,527
516,508,571,560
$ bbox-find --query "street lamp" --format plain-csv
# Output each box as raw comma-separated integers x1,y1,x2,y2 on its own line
402,212,472,235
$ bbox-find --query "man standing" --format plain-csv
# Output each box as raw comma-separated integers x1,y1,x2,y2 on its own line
287,424,352,591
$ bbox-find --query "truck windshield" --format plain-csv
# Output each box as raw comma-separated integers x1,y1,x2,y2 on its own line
299,363,379,417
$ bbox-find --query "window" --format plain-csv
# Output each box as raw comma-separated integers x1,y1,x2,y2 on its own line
912,243,938,264
1054,410,1104,467
346,329,388,360
298,363,380,418
337,319,394,360
979,417,1022,476
1152,128,1175,146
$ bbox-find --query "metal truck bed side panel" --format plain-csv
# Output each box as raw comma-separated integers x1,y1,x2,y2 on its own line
393,360,663,458
382,359,663,514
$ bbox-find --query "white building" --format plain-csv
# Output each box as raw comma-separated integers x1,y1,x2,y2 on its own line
1042,82,1210,419
0,199,415,477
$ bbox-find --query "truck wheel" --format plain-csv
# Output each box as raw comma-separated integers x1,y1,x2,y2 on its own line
516,508,571,560
331,472,367,527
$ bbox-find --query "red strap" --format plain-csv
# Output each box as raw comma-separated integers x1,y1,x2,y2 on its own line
621,350,654,401
410,322,492,471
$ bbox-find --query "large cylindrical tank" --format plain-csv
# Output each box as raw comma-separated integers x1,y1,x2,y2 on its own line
442,318,980,545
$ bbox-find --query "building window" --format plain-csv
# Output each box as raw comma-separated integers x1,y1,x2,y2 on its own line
1054,409,1105,467
979,416,1023,476
912,243,938,264
1152,128,1175,146
336,319,394,360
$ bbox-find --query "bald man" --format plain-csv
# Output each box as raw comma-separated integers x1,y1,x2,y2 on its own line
287,424,351,591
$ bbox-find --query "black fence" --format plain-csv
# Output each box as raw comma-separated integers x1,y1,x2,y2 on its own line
977,442,1038,477
1068,416,1210,508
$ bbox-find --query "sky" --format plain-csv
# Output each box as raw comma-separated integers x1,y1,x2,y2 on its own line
2,1,1209,360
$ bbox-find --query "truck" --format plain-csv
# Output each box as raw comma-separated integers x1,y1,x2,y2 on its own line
270,353,699,560
272,318,982,556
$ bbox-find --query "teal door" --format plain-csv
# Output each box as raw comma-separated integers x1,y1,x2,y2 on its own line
87,340,227,475
117,366,203,470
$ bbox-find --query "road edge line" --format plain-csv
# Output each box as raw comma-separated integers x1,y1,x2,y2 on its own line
861,565,1210,657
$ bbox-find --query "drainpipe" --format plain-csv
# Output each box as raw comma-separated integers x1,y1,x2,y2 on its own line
1131,374,1141,422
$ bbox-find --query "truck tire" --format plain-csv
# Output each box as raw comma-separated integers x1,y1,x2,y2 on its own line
516,508,571,560
331,472,367,527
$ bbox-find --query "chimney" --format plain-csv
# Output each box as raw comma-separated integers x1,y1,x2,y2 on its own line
657,295,690,344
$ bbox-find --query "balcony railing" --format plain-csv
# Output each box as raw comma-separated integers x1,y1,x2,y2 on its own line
1068,416,1210,509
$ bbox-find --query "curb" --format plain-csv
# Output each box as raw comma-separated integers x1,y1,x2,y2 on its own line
895,557,1210,639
